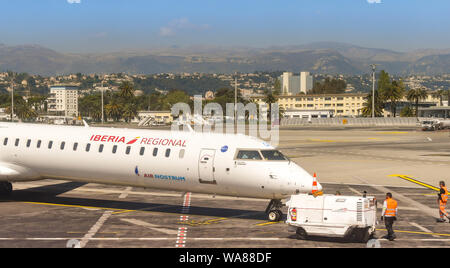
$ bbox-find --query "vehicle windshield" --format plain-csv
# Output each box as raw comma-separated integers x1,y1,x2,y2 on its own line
261,150,287,161
236,150,262,160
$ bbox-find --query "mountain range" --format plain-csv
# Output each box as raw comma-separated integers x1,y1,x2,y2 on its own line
1,42,450,76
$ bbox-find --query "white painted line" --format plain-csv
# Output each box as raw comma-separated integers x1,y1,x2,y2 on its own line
120,218,178,235
79,186,132,247
354,176,437,218
119,187,133,199
410,222,440,238
348,187,363,196
80,210,113,248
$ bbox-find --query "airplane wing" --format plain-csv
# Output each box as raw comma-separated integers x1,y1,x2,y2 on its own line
0,162,41,182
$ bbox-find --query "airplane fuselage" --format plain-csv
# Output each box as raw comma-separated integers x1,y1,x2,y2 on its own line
0,123,320,200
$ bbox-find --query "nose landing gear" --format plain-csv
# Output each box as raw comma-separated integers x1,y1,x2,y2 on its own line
0,182,12,197
265,199,283,222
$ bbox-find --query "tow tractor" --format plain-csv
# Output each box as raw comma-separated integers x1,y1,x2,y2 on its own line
286,193,378,243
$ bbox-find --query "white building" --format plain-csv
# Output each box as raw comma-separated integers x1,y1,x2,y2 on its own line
300,72,313,93
47,85,79,118
279,72,313,95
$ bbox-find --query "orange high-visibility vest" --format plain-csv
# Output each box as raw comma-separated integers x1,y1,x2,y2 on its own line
385,198,398,217
441,186,448,203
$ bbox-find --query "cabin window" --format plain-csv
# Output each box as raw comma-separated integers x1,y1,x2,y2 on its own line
112,145,118,154
60,142,65,150
3,138,8,146
165,148,171,158
73,143,78,151
236,150,262,160
139,147,145,156
86,143,91,152
260,150,287,161
99,144,104,153
15,139,20,147
37,140,41,148
26,139,31,147
153,148,158,157
48,141,53,149
179,149,185,159
125,146,131,155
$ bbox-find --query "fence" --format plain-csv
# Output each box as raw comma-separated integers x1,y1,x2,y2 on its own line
281,117,419,127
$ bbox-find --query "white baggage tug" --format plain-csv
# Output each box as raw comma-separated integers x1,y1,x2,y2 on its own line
286,194,378,243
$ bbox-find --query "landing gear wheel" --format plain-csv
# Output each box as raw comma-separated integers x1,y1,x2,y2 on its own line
265,199,283,222
0,182,12,197
296,227,308,240
268,210,282,222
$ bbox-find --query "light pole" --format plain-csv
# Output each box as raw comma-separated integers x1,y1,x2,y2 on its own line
234,72,238,125
370,64,377,118
10,75,14,122
101,81,106,125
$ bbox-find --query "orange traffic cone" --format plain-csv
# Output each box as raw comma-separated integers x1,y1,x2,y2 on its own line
312,173,319,194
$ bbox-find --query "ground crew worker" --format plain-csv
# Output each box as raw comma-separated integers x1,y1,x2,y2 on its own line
437,181,449,223
381,192,398,241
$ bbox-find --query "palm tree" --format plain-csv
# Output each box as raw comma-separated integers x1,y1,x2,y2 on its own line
380,79,406,117
105,101,123,122
406,88,428,117
122,103,138,123
432,89,445,106
400,106,414,117
118,81,135,99
362,90,384,117
262,89,280,121
14,103,38,121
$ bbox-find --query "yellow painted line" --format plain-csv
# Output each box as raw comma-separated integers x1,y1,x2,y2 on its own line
112,210,136,215
23,201,127,212
181,218,228,227
389,174,440,192
308,139,338,143
256,221,282,226
377,229,450,237
377,132,409,134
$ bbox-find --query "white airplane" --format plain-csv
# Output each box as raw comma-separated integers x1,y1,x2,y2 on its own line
0,122,321,221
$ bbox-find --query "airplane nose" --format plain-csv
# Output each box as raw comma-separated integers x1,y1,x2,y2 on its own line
317,181,323,192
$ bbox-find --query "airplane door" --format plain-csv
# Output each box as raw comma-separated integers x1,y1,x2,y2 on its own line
198,149,216,184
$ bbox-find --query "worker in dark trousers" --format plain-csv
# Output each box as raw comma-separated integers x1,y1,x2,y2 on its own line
437,181,449,223
381,193,398,241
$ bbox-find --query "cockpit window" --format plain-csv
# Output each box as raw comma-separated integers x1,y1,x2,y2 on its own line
236,150,262,160
261,150,287,161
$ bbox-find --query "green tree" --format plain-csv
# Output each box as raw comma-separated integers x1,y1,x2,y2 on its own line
122,103,138,123
262,88,281,120
212,88,246,111
361,90,384,117
118,81,135,99
163,90,192,109
79,94,102,121
380,79,406,117
406,88,428,117
105,99,123,122
432,89,445,106
400,106,414,117
311,78,347,94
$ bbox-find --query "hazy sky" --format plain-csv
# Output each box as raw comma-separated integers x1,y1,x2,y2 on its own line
1,0,450,53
